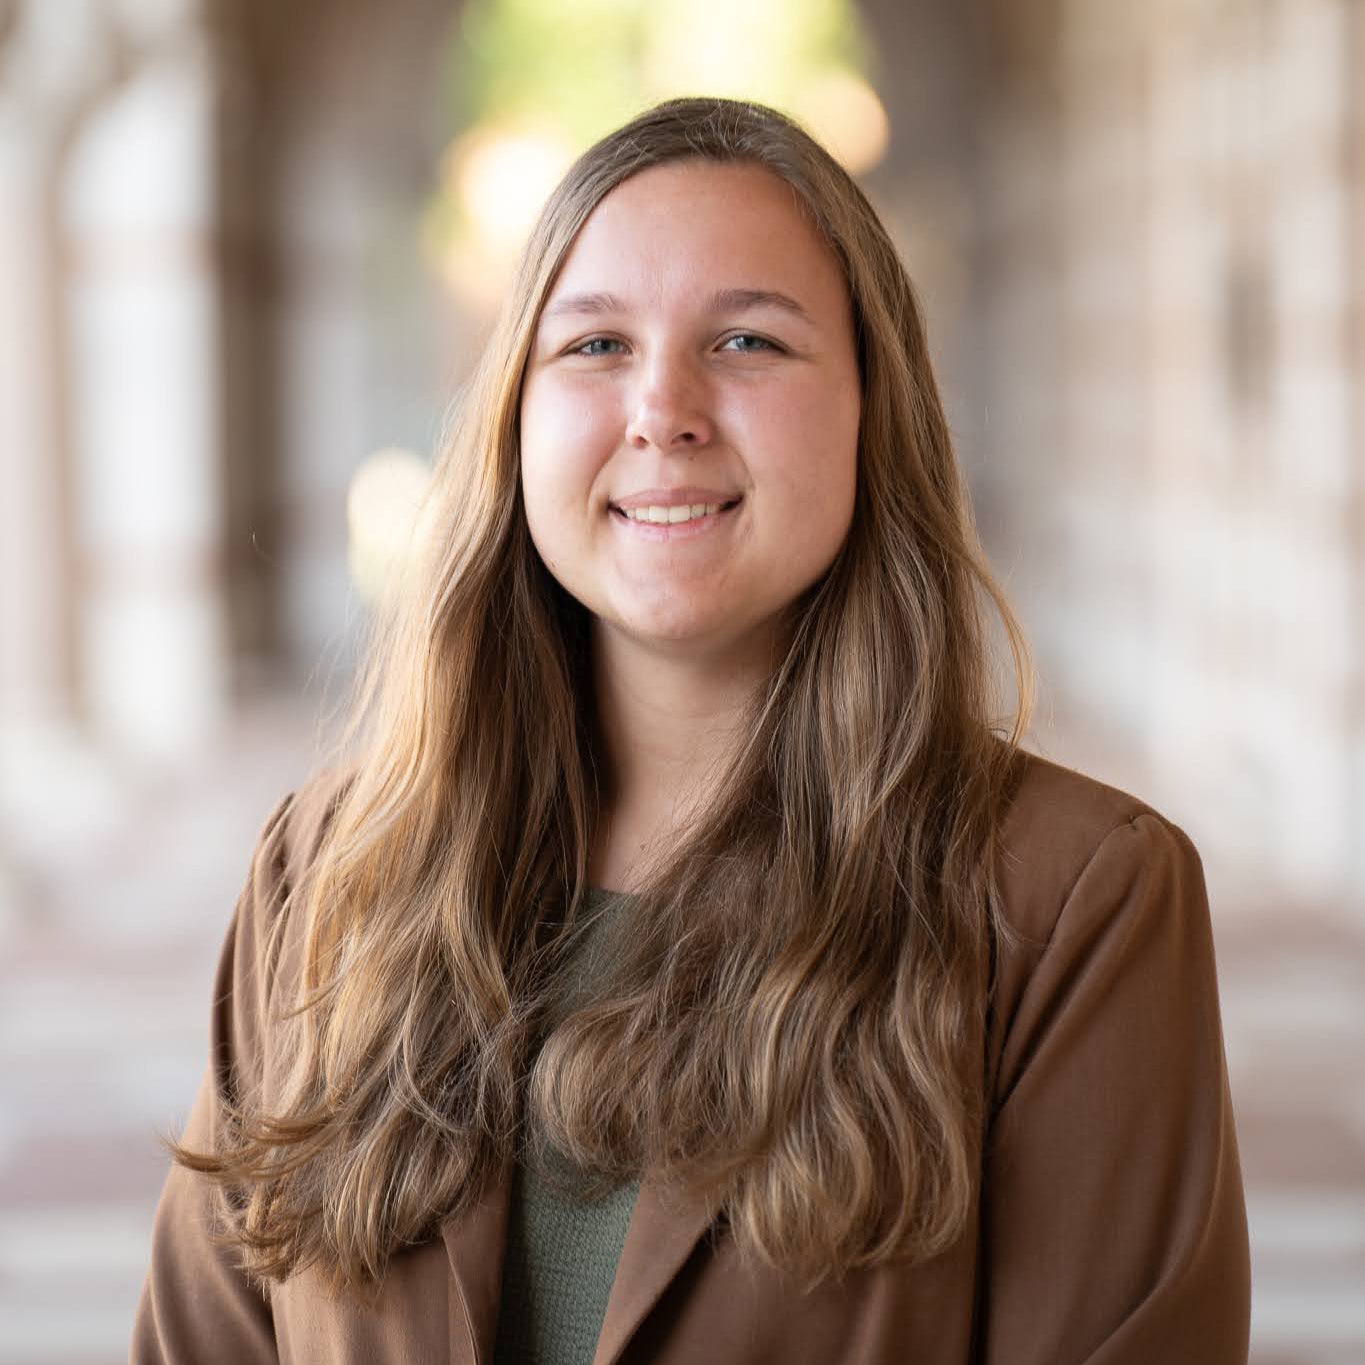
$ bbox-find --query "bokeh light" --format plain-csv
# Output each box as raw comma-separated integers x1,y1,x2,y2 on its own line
426,0,886,308
346,447,434,606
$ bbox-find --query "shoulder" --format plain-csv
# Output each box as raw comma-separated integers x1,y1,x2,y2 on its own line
983,746,1216,1110
218,763,359,1098
231,761,359,987
273,761,359,892
990,746,1204,952
242,761,358,896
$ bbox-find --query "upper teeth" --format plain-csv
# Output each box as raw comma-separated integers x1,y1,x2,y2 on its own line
620,502,723,524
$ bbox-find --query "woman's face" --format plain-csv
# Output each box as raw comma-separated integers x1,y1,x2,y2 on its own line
519,159,861,664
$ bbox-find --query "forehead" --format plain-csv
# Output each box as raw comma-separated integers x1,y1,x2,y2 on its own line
541,160,849,316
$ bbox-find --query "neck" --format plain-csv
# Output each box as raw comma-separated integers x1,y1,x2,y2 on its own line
588,622,777,888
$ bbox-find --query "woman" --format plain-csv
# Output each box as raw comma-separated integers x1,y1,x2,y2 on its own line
131,97,1251,1363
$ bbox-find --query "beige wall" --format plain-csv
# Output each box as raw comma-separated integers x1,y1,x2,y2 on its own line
972,0,1364,911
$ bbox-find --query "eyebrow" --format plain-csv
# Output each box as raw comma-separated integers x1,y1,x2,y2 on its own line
540,286,817,327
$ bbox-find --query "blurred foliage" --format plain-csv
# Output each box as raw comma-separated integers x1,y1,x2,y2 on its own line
425,0,878,300
446,0,871,143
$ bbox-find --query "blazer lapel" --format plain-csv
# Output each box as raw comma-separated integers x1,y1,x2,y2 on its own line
440,1160,718,1365
591,1173,719,1365
440,1156,513,1365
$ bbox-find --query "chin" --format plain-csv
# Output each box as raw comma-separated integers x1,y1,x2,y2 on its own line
604,606,737,652
629,616,720,646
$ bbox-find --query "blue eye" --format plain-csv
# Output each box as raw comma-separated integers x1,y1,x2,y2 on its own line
722,334,776,352
574,337,623,357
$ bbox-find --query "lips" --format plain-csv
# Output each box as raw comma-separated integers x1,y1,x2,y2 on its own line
609,487,743,511
608,497,743,533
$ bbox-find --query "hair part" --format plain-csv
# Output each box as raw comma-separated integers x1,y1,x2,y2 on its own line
171,94,1033,1299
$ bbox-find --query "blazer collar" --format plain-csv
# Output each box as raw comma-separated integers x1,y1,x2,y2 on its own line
591,1175,718,1365
439,1157,510,1365
440,1159,717,1365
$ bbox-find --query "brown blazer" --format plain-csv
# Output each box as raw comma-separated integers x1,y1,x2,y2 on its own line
131,750,1251,1363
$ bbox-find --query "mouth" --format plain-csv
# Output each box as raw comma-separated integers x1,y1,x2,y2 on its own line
608,495,743,528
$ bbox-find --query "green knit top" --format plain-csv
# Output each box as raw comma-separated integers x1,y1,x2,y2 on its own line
492,889,643,1365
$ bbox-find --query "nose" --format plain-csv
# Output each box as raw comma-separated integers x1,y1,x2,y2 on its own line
624,354,715,452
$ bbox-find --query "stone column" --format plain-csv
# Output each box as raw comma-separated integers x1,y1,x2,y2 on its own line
1257,0,1356,905
62,19,230,760
1144,0,1275,890
0,0,230,925
1347,0,1365,908
0,1,116,912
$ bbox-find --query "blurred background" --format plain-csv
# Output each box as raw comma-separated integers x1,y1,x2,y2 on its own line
0,0,1360,1360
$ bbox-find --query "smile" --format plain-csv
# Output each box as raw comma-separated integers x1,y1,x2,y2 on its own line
608,497,743,538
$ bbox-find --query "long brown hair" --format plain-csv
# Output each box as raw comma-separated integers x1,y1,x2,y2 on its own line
172,95,1033,1298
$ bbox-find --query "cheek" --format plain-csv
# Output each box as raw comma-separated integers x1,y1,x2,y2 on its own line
748,378,859,515
520,385,593,511
522,378,616,470
518,396,563,556
519,384,615,577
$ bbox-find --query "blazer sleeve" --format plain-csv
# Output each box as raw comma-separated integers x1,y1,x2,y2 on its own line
978,813,1251,1364
129,791,297,1364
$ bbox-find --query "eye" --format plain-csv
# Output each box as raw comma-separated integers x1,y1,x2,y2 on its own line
720,333,779,353
571,336,624,357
